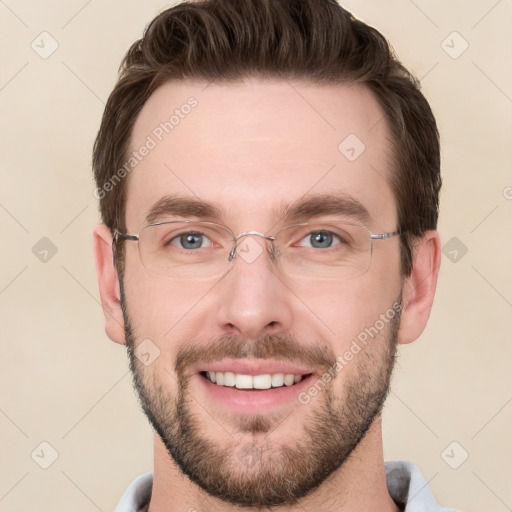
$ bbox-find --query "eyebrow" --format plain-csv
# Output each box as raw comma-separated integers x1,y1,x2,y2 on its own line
145,192,371,226
146,194,225,224
277,193,371,225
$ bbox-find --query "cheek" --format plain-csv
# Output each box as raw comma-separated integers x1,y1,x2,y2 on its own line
289,278,400,353
122,256,214,343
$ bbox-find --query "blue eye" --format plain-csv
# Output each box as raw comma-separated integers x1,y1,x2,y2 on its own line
171,232,211,250
311,232,333,248
300,231,341,249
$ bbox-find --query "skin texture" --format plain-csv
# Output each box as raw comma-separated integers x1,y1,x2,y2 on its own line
93,79,441,511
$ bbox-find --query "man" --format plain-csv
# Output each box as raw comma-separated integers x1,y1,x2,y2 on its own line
92,0,454,510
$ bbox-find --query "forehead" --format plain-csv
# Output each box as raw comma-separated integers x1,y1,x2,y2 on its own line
125,79,396,231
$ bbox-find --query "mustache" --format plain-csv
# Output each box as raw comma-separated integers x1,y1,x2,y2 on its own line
175,333,338,378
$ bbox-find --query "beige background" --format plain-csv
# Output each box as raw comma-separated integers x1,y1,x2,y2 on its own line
1,0,511,510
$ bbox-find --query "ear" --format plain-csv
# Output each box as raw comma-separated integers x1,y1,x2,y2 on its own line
398,230,441,345
92,224,126,345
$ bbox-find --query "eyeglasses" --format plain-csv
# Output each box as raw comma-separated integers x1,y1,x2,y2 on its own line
113,220,401,281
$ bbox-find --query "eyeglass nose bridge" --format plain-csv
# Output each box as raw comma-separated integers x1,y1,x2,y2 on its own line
228,231,277,262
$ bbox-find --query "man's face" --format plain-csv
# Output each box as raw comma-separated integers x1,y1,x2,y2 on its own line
121,79,403,507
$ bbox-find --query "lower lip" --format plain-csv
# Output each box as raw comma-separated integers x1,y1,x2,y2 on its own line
195,372,316,412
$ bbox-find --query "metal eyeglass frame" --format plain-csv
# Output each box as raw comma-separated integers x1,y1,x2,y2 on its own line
112,220,402,277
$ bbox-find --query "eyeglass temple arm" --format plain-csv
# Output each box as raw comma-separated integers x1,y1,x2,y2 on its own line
370,230,401,240
111,229,139,266
113,229,139,242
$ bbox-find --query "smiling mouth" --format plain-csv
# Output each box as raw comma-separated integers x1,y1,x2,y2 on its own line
199,371,314,390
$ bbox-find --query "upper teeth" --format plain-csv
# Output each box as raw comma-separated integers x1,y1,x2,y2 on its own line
206,372,304,389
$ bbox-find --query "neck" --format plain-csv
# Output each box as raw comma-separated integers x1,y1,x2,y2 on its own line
147,416,400,512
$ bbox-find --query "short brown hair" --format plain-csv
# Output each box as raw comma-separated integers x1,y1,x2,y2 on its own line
93,0,441,277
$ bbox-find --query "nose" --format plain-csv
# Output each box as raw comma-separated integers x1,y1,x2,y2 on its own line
215,235,294,340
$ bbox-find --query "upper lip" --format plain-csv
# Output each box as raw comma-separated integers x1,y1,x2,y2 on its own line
195,359,315,376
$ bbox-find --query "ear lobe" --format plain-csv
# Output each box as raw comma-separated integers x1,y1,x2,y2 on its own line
92,224,126,345
398,230,441,345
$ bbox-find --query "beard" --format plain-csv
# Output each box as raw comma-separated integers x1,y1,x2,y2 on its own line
122,292,400,509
